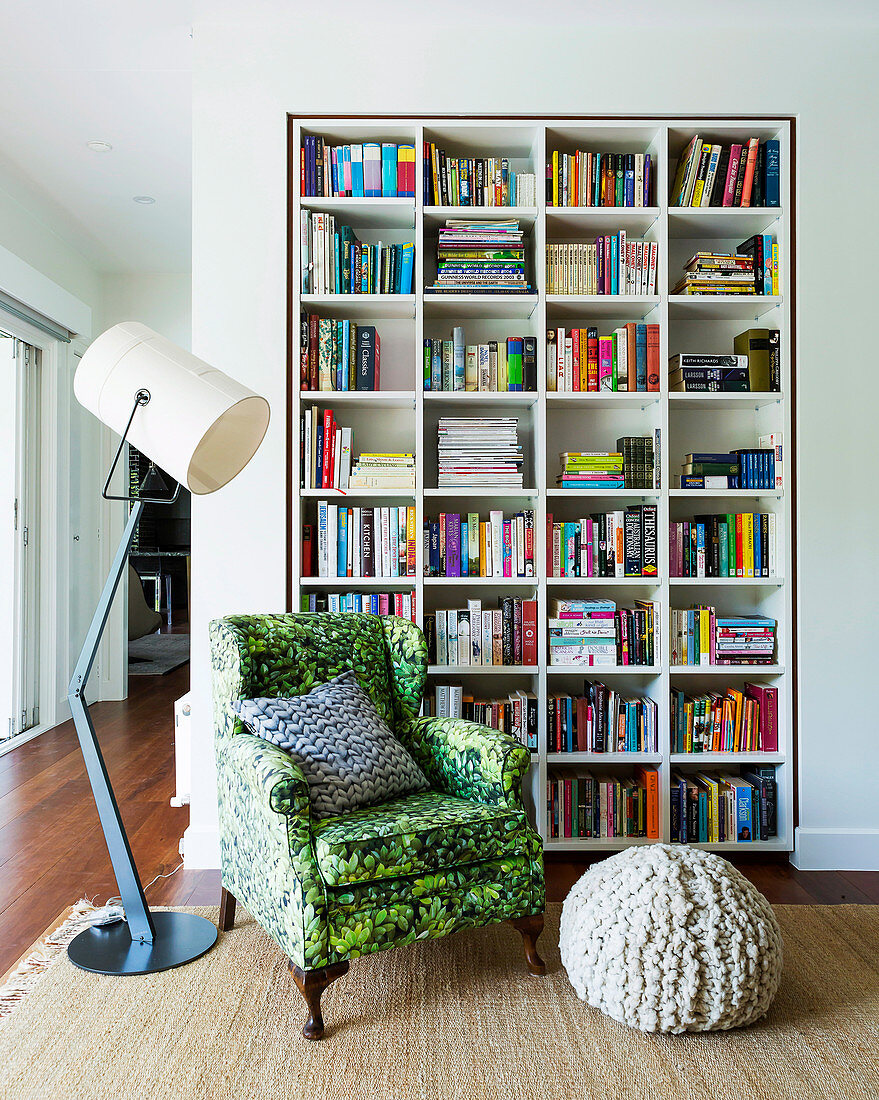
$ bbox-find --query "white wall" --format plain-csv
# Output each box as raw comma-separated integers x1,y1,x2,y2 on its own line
189,5,879,870
99,273,192,350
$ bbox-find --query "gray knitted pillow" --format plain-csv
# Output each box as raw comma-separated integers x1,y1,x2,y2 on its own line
233,670,429,819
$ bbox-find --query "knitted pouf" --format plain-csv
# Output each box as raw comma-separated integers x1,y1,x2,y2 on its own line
559,844,783,1033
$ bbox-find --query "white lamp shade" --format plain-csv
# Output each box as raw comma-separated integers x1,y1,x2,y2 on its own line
74,322,270,495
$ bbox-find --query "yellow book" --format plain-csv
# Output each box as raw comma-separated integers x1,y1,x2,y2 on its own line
479,523,487,577
406,506,416,576
771,242,779,294
743,513,754,577
700,609,710,666
552,151,559,208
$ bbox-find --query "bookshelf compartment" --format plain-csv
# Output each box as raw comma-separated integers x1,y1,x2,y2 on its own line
290,115,795,855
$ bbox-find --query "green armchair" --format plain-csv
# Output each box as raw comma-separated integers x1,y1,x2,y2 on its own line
210,612,545,1038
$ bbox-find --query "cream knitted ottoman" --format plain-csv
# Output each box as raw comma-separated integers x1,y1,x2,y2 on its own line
559,844,783,1033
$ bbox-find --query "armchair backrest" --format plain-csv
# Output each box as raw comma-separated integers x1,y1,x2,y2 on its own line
210,612,427,743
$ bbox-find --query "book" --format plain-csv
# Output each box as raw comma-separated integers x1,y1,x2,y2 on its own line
425,510,535,578
733,328,781,392
301,137,415,198
300,213,414,294
547,505,656,579
425,686,538,751
423,143,535,206
301,590,416,623
546,149,652,207
546,684,658,754
545,234,657,295
424,598,537,667
670,607,777,667
670,135,780,208
437,417,524,488
425,220,531,295
423,329,536,392
546,768,659,839
548,325,659,392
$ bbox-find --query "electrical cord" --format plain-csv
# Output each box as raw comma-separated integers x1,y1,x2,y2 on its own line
90,862,185,926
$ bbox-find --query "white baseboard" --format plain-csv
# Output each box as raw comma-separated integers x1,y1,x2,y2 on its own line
181,825,221,870
793,828,879,871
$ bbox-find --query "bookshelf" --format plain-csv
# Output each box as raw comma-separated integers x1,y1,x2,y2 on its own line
288,116,794,853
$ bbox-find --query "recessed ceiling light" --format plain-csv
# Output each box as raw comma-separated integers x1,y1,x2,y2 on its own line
86,140,112,152
133,196,156,205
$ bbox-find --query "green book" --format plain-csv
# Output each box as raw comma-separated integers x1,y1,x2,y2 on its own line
719,520,729,577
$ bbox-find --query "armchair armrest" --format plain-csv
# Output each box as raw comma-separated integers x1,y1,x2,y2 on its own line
401,715,531,810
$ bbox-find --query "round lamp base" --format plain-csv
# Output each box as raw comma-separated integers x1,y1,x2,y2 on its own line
67,911,218,976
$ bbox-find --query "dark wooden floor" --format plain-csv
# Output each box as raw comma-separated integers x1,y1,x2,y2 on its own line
2,655,877,976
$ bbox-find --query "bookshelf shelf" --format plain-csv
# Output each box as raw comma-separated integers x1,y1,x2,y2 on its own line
666,294,783,320
300,294,416,319
290,115,794,855
667,206,783,239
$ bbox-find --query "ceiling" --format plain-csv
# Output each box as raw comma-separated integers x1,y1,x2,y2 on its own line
0,1,193,274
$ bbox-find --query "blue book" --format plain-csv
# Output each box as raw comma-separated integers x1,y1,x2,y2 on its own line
431,339,442,391
593,153,602,205
350,145,364,197
429,521,440,575
635,324,647,391
610,234,618,294
337,508,348,576
764,140,780,207
461,522,469,576
341,146,351,196
334,233,341,296
453,327,465,390
696,523,706,575
399,243,414,295
624,167,634,206
565,697,574,753
381,144,398,197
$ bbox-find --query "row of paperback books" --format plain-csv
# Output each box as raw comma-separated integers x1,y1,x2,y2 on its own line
425,510,535,578
426,220,530,294
547,505,658,579
424,329,537,392
424,598,538,668
677,443,781,491
423,143,535,207
670,136,780,208
425,686,538,751
300,212,414,295
671,683,778,753
437,417,524,488
546,150,653,208
300,138,416,199
558,436,657,490
308,503,417,580
670,767,778,843
673,241,777,297
548,324,660,392
547,767,660,840
670,513,779,579
549,598,657,668
299,591,417,623
671,608,777,667
299,316,380,392
549,684,658,753
545,236,657,295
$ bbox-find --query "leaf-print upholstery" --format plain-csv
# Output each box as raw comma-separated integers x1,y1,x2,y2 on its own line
210,613,545,971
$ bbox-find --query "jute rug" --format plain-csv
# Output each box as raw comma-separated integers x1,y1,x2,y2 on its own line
0,903,877,1100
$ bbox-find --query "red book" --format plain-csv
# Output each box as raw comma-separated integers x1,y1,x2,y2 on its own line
744,682,778,751
576,697,588,752
739,139,759,207
321,409,334,489
522,598,538,665
723,144,743,207
393,592,403,616
301,523,314,577
646,324,660,391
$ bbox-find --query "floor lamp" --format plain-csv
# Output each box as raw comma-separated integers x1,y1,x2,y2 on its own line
66,322,270,975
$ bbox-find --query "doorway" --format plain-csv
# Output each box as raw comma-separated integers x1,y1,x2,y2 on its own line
0,332,41,742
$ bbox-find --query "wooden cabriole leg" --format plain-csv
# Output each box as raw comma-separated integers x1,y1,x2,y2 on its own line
289,961,350,1040
219,887,237,931
510,913,546,975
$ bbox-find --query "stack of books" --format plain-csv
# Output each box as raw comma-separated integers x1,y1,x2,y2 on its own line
548,324,660,392
677,443,781,490
300,317,380,391
348,452,415,491
437,418,524,488
547,505,658,579
423,327,537,392
671,607,777,666
300,138,416,198
425,220,530,295
547,767,660,840
300,213,414,295
557,452,624,490
545,234,657,295
424,598,538,667
548,683,658,753
425,686,538,751
671,683,777,753
423,143,535,206
425,510,535,578
548,598,656,668
672,252,755,296
669,512,778,578
546,150,653,207
309,504,417,580
300,591,417,623
670,136,780,208
668,354,749,393
670,767,777,844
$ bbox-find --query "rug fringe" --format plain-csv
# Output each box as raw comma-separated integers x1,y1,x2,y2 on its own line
0,900,99,1023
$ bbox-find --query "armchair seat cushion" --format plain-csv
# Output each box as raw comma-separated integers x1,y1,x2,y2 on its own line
313,790,527,887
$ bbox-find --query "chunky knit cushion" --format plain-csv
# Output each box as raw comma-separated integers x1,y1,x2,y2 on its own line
560,844,783,1033
233,671,429,819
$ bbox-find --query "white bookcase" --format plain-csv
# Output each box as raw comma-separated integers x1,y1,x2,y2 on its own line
289,116,794,854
